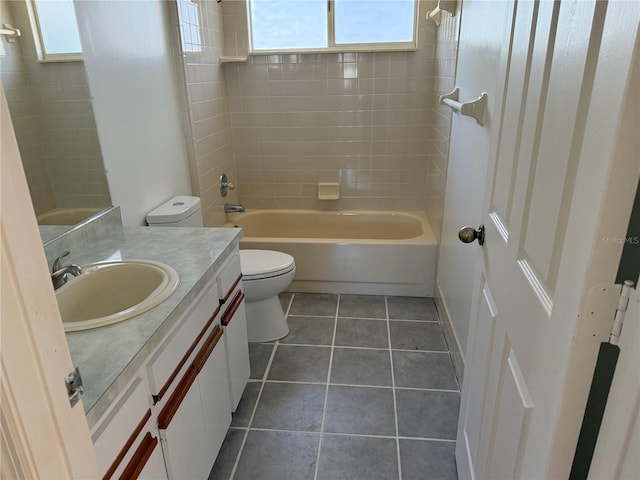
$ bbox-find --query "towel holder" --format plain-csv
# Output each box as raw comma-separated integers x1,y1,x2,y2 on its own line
440,87,488,126
1,24,21,43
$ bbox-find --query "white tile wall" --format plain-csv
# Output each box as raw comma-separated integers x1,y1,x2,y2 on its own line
178,0,238,226
1,1,110,215
224,1,444,211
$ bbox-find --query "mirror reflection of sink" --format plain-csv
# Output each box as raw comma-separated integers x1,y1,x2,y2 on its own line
57,260,180,332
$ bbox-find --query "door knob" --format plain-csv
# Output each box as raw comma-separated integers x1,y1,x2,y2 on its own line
458,225,485,245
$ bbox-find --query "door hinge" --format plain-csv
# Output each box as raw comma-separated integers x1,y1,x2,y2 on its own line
65,367,84,408
609,280,635,345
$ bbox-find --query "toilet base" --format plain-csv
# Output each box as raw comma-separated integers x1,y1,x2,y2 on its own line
245,296,289,343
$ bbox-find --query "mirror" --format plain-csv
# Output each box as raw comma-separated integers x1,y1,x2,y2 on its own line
1,0,111,236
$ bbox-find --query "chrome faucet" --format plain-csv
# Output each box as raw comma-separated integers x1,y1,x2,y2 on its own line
51,250,82,290
224,203,245,213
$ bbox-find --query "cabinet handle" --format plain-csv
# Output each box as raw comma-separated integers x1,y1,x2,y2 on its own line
118,432,159,480
157,364,198,430
193,325,224,372
153,304,221,404
221,290,245,327
219,273,242,305
103,409,152,480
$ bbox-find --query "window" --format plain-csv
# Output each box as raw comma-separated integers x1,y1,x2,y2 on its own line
248,0,416,53
27,0,83,61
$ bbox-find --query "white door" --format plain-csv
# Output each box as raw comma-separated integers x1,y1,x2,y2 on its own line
436,0,513,370
1,88,98,477
451,1,640,478
589,279,640,479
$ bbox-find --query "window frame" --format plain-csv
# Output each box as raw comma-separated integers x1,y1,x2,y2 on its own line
247,0,418,55
25,0,84,63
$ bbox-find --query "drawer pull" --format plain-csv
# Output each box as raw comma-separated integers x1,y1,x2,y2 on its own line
157,364,198,430
219,273,242,305
221,291,245,327
153,304,221,404
103,409,151,480
118,432,159,480
193,325,224,372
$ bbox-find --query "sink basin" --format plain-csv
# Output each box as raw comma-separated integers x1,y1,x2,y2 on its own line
57,260,180,332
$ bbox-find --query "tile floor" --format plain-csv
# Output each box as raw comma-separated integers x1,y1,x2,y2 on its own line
209,293,460,480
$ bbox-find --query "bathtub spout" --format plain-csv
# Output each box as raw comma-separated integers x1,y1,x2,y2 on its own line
224,203,245,213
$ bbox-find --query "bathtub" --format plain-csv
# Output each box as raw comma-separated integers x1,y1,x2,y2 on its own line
37,207,105,226
227,209,437,297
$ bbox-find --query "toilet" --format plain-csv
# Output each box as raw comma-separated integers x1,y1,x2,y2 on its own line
146,196,295,342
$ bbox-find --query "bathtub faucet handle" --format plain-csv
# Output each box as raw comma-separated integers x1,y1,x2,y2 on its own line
219,173,236,198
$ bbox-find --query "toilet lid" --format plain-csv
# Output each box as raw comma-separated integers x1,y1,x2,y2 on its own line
240,250,295,278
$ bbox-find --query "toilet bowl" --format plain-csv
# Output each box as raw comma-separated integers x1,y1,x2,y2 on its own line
146,196,295,343
240,249,295,343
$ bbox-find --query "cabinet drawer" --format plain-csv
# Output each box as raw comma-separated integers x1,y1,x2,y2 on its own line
217,252,242,302
146,278,220,402
92,377,150,478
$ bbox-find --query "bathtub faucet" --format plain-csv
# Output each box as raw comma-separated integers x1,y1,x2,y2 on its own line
224,203,245,213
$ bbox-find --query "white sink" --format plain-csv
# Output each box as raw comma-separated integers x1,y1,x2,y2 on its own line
57,260,180,332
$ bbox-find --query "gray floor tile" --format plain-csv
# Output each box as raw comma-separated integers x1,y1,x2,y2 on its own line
268,345,331,382
390,320,448,351
208,428,245,480
334,318,389,348
289,293,338,316
252,383,325,432
317,435,399,480
396,389,460,440
399,439,458,480
248,343,275,380
323,385,395,436
231,382,261,427
331,348,392,386
279,292,293,312
280,316,335,345
387,296,438,321
338,295,387,319
393,351,458,390
234,430,319,480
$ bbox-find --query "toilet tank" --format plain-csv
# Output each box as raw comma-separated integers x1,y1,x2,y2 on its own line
146,196,203,227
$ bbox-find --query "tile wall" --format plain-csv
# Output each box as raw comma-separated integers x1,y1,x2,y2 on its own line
1,1,110,215
429,11,459,235
177,0,239,226
224,0,444,213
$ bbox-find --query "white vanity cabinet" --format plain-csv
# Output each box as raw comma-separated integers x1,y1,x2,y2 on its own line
91,246,251,480
91,377,166,480
157,323,231,479
217,252,250,411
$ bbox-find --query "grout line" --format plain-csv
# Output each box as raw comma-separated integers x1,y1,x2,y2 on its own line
313,295,340,480
228,426,457,443
385,296,403,480
286,314,440,324
283,293,294,316
257,379,460,393
229,341,279,480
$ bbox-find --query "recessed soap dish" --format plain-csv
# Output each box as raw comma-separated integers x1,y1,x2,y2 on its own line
318,183,339,200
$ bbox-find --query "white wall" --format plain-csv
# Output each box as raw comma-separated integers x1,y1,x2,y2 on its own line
75,1,192,226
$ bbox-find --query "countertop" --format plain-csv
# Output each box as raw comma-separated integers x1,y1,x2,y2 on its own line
62,225,242,427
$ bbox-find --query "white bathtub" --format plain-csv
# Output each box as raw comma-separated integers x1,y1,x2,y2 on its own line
37,207,105,226
227,209,437,297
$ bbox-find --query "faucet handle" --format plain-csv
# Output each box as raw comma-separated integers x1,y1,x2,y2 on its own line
52,250,70,272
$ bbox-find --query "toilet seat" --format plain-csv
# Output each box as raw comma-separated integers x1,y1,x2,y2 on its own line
240,250,295,281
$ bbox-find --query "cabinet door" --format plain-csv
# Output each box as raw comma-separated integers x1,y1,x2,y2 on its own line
158,367,210,480
221,289,250,411
119,431,167,480
136,440,167,480
197,327,232,461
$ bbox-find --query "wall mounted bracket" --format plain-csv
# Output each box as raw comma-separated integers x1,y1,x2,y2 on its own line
440,87,488,126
